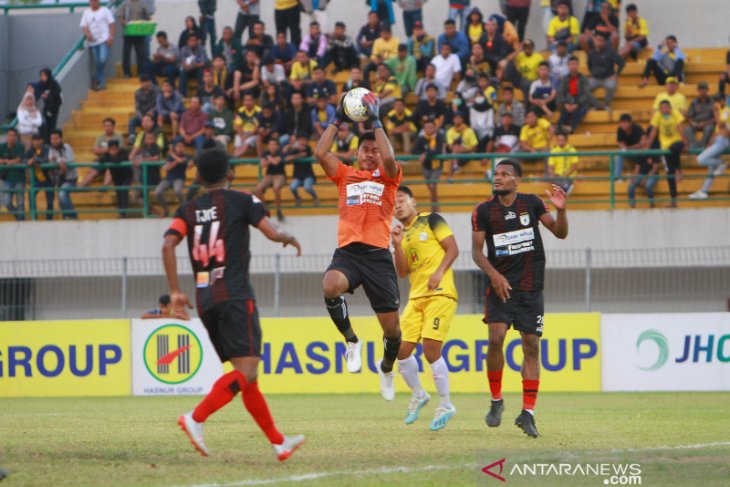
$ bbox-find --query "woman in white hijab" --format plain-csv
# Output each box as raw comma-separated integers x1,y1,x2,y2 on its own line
16,91,43,148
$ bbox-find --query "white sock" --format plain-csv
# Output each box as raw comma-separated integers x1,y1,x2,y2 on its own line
397,356,424,398
430,357,451,407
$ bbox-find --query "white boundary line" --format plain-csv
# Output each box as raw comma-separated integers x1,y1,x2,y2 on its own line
175,442,730,487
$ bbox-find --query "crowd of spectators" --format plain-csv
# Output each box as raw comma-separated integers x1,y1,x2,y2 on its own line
2,0,730,220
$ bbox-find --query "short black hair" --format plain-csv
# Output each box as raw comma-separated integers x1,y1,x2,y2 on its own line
496,159,523,177
335,21,345,28
51,129,63,137
108,139,120,148
103,117,116,125
444,19,456,26
156,31,167,38
6,127,18,135
31,132,44,140
358,131,376,148
626,3,638,12
539,61,550,68
660,100,672,107
666,35,677,42
196,149,230,184
568,55,579,62
619,113,632,122
188,32,198,39
159,294,171,305
397,186,414,198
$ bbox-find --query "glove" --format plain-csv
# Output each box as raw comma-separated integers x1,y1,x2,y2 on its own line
333,93,351,127
362,91,382,129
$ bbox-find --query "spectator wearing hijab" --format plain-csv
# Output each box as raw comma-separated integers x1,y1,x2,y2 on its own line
37,68,62,143
16,92,44,148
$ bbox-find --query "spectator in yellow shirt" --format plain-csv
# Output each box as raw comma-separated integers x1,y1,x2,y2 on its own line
619,4,649,60
652,77,688,117
548,132,578,194
373,63,402,116
289,50,318,95
385,98,417,153
365,26,400,81
330,123,359,165
446,112,478,180
546,1,579,52
505,39,543,98
520,108,555,172
647,100,688,207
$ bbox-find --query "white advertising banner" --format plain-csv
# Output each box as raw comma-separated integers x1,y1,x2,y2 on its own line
131,319,223,396
602,313,730,391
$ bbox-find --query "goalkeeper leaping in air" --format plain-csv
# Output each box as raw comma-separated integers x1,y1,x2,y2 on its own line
314,91,404,401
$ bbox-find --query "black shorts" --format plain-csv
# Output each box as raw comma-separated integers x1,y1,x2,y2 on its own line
483,289,544,337
199,299,262,361
326,244,400,313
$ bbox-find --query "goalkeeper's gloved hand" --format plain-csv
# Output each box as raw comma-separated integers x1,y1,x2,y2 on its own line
362,91,383,130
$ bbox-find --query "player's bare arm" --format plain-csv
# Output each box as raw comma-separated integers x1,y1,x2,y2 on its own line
391,224,410,278
256,218,302,256
362,92,399,178
540,184,569,239
472,230,512,303
314,95,349,177
430,235,459,291
162,234,193,320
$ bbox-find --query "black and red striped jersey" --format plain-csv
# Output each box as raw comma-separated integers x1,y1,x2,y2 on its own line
165,189,267,312
472,193,549,291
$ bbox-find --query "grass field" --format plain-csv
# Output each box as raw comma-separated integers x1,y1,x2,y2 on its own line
0,392,728,487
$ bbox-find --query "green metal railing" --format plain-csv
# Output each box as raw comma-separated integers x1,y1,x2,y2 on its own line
2,146,728,221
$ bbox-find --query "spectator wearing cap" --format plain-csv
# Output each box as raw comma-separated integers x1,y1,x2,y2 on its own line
96,139,133,218
357,11,383,59
385,98,417,152
497,85,525,128
397,0,425,39
505,39,542,98
201,121,227,151
414,64,446,101
414,84,448,130
652,77,688,117
413,117,446,211
147,31,179,86
546,0,579,53
196,69,225,113
614,113,647,181
557,55,590,133
372,64,401,116
208,95,235,147
117,0,152,78
430,43,462,90
684,82,716,149
327,21,358,72
438,19,470,66
548,40,570,86
408,20,435,72
619,3,649,61
640,35,686,87
385,44,417,96
300,21,328,67
128,74,161,146
179,32,209,96
586,33,625,110
141,294,172,318
366,26,400,80
214,26,244,72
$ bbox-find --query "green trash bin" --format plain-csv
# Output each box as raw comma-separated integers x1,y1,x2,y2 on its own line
124,21,157,37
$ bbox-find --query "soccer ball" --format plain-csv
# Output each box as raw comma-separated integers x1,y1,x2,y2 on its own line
342,87,375,123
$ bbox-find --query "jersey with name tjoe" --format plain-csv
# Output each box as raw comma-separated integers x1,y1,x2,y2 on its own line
165,189,267,312
472,193,549,291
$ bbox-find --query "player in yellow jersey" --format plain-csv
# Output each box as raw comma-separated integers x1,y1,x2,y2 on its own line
391,186,459,430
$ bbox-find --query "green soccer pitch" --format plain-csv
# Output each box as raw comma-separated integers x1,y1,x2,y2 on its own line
0,393,728,487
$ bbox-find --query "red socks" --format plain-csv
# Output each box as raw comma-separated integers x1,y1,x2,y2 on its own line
242,381,284,445
522,379,540,411
192,370,284,445
487,370,503,400
192,370,242,423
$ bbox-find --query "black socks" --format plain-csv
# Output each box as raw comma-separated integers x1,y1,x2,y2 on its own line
381,334,402,373
325,296,358,343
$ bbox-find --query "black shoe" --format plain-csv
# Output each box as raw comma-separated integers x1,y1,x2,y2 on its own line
485,399,504,427
515,409,538,438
